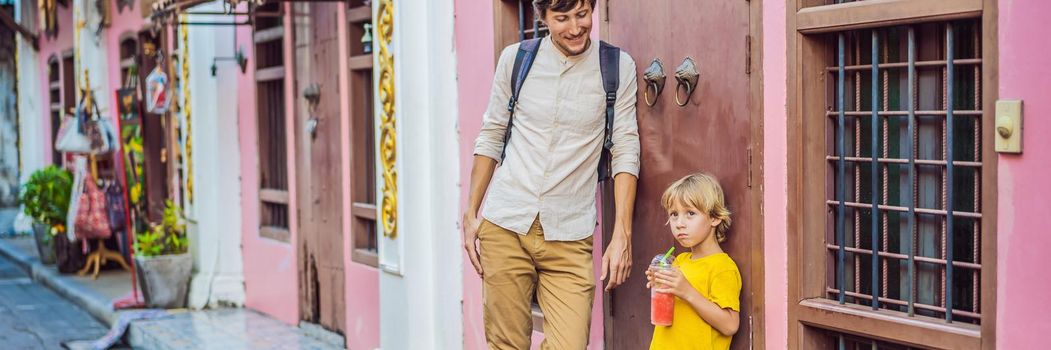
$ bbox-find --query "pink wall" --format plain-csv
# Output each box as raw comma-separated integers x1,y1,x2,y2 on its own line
237,3,298,325
336,6,380,350
996,0,1051,347
453,2,496,347
454,3,605,349
762,1,789,349
104,1,144,118
35,3,74,164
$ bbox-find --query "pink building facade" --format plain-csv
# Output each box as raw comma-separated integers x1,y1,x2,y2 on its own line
17,1,1049,349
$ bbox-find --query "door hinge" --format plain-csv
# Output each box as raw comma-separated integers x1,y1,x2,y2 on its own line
745,35,752,75
604,0,611,22
748,315,754,349
747,147,753,188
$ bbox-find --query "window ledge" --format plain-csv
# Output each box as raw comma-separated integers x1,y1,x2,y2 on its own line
797,0,982,34
352,248,378,267
798,298,980,349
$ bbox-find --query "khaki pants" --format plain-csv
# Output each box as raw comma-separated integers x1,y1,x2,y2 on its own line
479,217,595,350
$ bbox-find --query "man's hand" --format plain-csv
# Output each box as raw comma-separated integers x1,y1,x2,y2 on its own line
463,212,484,277
600,225,632,291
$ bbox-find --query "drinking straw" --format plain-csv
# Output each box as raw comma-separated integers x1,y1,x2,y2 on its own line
660,247,675,265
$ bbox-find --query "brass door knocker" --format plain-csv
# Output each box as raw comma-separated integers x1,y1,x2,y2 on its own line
674,57,699,107
643,58,666,107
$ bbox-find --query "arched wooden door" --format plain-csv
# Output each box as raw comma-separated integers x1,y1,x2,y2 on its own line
600,0,762,348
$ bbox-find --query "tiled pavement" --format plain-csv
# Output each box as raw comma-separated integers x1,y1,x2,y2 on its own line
0,236,345,350
0,251,113,349
129,308,342,350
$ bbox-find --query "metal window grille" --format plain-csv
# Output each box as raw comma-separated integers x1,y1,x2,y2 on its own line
353,70,377,254
261,202,289,229
824,21,983,324
257,80,288,191
255,3,290,232
821,329,928,350
342,0,378,259
48,58,62,165
516,0,547,40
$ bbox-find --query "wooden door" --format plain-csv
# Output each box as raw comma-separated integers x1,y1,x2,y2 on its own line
293,2,346,335
136,31,170,222
601,0,759,349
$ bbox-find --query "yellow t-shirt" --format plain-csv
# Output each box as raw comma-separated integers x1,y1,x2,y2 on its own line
650,252,742,350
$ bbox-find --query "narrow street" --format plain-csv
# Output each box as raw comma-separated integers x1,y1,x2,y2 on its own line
0,253,110,348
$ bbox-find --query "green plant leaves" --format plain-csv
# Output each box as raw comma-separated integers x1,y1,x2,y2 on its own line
134,200,189,257
19,166,73,228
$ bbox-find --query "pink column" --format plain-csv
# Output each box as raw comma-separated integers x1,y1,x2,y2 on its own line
996,0,1051,347
762,1,789,349
237,3,298,324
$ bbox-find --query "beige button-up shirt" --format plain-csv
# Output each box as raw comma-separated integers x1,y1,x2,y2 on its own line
474,37,641,241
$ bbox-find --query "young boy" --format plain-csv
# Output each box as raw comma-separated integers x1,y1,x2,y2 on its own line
646,172,742,350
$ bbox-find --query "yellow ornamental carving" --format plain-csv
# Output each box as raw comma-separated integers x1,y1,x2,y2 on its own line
180,16,194,204
377,0,397,239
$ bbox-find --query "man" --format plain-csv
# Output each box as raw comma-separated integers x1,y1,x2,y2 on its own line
461,0,640,348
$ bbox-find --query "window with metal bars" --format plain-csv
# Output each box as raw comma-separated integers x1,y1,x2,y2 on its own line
347,1,378,266
494,0,549,63
513,0,548,40
824,20,983,324
254,2,290,241
47,56,62,165
819,328,929,350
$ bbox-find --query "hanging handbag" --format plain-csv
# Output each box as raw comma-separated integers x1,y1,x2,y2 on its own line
65,157,87,241
74,173,113,240
105,181,127,232
56,93,116,155
105,181,132,261
54,228,87,273
88,117,118,155
55,114,92,154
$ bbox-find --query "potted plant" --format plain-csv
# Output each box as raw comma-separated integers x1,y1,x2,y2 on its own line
18,166,73,265
134,200,191,308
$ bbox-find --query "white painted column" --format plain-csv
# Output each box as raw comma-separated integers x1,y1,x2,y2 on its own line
378,0,463,348
184,2,246,309
73,0,111,116
14,0,46,184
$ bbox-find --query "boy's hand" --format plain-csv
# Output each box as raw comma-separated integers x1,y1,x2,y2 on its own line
645,268,655,288
653,267,695,299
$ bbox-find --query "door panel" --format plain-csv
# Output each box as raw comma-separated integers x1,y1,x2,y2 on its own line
136,32,169,222
604,0,754,349
294,2,346,335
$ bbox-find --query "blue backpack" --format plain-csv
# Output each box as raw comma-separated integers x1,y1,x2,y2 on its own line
500,38,622,182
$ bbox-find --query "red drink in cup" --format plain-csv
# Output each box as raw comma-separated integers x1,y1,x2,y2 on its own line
650,254,674,326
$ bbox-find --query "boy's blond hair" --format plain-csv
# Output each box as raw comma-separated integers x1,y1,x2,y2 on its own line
660,172,732,242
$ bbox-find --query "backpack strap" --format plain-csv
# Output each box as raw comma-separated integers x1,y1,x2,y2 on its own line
499,39,622,182
597,41,621,181
500,38,542,162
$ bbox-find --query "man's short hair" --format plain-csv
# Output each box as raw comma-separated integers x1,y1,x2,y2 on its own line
533,0,597,20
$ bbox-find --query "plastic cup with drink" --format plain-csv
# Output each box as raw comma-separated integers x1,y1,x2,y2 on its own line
650,247,676,326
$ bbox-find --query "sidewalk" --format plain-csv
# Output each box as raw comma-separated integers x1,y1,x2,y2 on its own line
0,236,342,349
